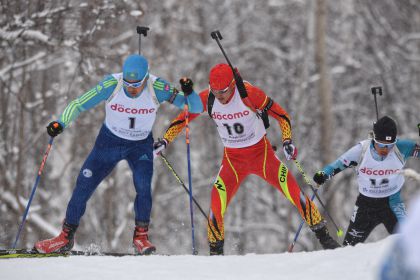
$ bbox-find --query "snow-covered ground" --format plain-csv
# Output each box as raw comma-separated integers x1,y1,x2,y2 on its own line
0,236,395,280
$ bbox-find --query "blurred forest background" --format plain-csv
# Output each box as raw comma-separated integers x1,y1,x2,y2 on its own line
1,0,419,255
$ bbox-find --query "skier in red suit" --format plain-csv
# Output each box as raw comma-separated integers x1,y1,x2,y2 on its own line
157,63,340,255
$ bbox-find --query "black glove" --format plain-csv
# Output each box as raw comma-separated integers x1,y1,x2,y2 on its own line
46,121,63,137
179,77,194,96
153,138,168,158
282,139,298,160
313,171,329,185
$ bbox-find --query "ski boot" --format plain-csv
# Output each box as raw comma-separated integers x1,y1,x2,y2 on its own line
209,240,224,256
34,221,77,253
133,223,156,255
311,222,341,249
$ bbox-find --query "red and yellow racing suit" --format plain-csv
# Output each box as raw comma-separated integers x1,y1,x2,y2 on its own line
164,82,323,244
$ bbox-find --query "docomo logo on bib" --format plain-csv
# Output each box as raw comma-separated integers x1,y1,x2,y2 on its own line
211,110,250,120
110,103,155,114
360,167,400,176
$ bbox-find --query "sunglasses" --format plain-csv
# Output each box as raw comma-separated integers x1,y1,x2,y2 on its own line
373,138,395,149
123,73,149,88
210,79,234,95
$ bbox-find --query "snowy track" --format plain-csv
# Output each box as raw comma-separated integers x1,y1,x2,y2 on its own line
0,236,394,280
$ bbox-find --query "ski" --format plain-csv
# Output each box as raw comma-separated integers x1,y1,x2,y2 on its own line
0,248,139,259
0,249,69,259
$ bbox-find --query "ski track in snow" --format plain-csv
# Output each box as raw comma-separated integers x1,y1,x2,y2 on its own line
0,236,395,280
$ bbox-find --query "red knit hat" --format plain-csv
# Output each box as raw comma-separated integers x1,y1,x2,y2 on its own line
209,64,234,90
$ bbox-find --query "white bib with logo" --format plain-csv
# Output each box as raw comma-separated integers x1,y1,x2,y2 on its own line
357,141,405,198
105,73,158,141
211,88,266,148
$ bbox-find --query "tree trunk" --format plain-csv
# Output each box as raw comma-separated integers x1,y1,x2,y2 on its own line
315,0,333,165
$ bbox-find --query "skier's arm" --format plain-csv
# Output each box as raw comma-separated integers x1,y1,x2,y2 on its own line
152,77,203,113
58,75,117,128
313,143,363,185
396,139,420,160
163,90,208,143
245,83,292,142
322,143,363,177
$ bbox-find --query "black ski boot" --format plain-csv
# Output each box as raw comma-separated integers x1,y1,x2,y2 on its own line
209,240,224,256
311,223,341,250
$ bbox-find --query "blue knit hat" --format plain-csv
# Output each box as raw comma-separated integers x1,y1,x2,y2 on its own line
123,54,148,81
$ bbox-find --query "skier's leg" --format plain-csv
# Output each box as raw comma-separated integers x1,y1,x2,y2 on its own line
262,142,322,226
126,135,154,224
126,134,155,255
208,149,245,255
65,127,120,225
384,192,407,233
36,125,120,253
343,195,379,246
261,139,339,249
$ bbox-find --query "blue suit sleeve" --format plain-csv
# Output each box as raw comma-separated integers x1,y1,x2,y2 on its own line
323,143,363,177
152,78,203,113
58,75,117,128
396,139,420,160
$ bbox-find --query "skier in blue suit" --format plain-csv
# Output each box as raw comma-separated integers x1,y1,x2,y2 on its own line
35,54,202,255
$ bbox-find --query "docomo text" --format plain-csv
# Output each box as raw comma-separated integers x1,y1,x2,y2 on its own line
359,167,401,176
110,103,156,114
211,110,250,120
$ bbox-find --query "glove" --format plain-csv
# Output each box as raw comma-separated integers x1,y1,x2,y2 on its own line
153,138,168,158
313,171,329,185
282,139,298,160
46,121,63,137
179,77,194,96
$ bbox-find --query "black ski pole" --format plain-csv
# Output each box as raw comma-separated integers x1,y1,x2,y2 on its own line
417,123,420,137
136,26,149,55
371,86,382,121
210,31,234,68
288,191,317,252
159,154,218,243
293,160,343,237
12,137,54,248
